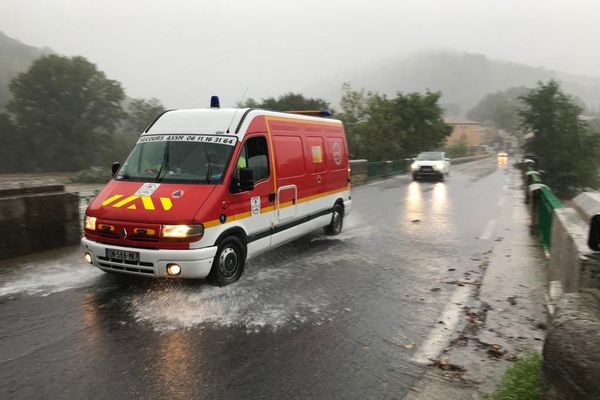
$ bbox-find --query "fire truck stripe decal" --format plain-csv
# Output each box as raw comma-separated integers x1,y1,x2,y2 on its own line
102,194,123,206
113,195,139,208
141,196,155,210
201,186,349,229
247,207,334,243
160,198,173,211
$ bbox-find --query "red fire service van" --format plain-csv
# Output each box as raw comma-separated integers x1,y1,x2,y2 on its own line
81,98,351,285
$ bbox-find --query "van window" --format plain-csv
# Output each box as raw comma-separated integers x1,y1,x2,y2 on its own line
273,136,305,179
235,136,270,182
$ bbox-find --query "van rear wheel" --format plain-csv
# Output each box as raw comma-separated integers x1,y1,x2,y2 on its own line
324,204,344,235
208,236,246,286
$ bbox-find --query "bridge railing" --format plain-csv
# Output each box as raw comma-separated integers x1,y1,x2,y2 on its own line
521,159,563,251
360,154,492,184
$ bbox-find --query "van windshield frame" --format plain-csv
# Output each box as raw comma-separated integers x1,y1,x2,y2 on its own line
115,134,237,184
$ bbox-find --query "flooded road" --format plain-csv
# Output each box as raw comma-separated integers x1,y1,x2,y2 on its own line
0,157,513,399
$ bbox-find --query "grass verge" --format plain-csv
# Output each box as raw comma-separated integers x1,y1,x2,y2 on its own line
488,352,541,400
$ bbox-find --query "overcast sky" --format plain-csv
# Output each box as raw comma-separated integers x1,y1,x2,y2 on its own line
1,0,599,108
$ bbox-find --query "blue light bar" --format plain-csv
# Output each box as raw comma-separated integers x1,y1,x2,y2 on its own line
210,96,220,108
285,109,333,117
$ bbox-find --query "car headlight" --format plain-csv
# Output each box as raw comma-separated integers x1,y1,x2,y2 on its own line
85,216,97,231
431,164,438,171
161,224,204,242
411,163,418,171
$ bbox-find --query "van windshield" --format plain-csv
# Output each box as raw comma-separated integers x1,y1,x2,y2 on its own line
116,134,237,184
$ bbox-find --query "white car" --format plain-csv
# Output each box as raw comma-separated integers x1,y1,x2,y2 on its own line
411,151,450,181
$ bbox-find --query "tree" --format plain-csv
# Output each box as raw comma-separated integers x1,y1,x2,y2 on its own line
243,92,330,112
445,135,470,158
520,80,600,197
0,112,33,172
124,98,165,133
468,87,530,132
7,54,125,171
338,84,452,161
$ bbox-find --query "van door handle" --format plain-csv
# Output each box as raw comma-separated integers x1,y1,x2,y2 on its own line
268,192,276,202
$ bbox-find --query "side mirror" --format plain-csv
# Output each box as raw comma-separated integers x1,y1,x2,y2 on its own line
231,168,255,192
112,161,121,176
239,167,255,191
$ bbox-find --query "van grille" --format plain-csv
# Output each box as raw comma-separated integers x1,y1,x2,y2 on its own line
97,256,155,275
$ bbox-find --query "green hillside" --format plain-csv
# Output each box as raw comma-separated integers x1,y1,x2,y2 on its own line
307,51,600,116
0,31,52,108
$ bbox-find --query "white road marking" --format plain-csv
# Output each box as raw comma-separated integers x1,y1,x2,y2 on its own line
411,285,474,364
367,180,384,186
479,219,497,240
497,197,505,207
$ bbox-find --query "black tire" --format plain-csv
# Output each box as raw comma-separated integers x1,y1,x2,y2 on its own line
412,174,419,181
208,236,246,286
324,204,344,235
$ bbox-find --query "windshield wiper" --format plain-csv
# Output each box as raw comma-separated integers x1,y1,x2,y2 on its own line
155,141,170,182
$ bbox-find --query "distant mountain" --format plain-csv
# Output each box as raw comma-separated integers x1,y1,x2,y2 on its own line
306,51,600,116
0,31,52,108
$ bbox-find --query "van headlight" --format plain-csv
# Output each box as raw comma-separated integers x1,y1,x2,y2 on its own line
161,224,204,242
85,216,97,231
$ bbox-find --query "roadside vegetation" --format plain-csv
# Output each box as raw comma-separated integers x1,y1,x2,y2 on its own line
488,352,541,400
520,80,600,198
0,54,164,174
1,53,453,175
6,53,598,194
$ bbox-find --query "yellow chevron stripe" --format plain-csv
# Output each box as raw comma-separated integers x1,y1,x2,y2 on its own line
160,197,173,211
102,194,123,206
113,195,139,208
141,196,155,210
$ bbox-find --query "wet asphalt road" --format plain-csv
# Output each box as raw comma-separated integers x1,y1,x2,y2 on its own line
0,157,512,399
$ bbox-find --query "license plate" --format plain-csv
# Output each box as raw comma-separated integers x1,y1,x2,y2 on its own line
106,249,139,262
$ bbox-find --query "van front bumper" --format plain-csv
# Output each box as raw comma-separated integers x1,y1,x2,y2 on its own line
81,237,217,279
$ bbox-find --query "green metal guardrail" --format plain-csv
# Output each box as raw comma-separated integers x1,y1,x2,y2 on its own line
366,155,492,181
522,161,563,251
538,186,563,251
367,161,386,179
391,160,406,174
366,160,407,179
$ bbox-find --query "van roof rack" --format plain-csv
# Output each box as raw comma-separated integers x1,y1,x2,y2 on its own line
285,109,332,117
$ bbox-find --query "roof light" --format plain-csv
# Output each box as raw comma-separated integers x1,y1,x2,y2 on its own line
285,109,333,117
210,96,220,108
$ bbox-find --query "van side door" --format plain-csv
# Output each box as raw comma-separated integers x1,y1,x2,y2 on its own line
227,135,275,257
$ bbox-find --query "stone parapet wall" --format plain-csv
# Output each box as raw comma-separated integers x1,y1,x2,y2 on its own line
550,205,600,292
542,290,600,399
349,159,368,186
0,184,80,260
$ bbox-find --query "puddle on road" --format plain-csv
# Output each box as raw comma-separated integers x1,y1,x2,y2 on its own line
0,258,103,297
128,266,334,334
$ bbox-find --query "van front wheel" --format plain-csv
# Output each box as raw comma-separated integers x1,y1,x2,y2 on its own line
324,204,344,235
208,236,246,286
